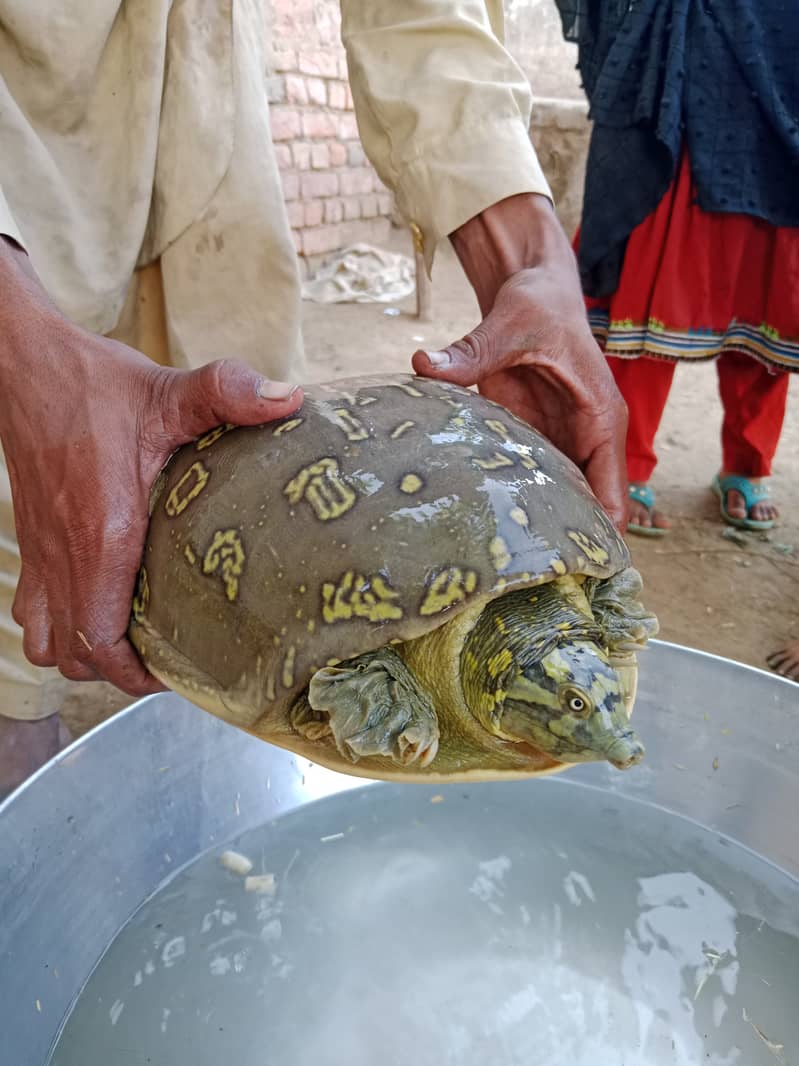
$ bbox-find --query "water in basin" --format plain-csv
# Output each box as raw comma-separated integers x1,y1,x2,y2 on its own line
49,778,799,1065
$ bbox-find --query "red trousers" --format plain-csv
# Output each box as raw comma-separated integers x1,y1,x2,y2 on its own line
609,352,790,483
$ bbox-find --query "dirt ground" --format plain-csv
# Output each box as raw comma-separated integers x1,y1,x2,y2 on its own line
61,231,799,739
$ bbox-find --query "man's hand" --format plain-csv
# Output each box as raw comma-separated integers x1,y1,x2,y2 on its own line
0,238,302,693
412,194,628,531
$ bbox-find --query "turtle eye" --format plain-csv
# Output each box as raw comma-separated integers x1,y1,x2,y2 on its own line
561,688,592,718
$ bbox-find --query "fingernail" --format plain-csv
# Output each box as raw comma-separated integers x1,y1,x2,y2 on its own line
257,379,298,400
424,350,451,368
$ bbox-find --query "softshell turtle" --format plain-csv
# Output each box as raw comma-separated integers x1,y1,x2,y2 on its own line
130,375,658,782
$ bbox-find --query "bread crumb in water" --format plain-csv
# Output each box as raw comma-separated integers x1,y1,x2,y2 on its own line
245,873,277,895
220,850,254,876
430,795,444,804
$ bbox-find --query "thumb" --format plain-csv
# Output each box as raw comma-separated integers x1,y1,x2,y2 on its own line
162,359,303,441
412,304,510,387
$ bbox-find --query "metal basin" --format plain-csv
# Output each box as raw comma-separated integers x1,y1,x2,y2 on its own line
1,641,797,1065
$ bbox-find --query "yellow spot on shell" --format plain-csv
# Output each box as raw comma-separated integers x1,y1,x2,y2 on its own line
567,530,610,565
358,395,378,406
165,461,210,517
334,408,369,441
326,657,341,667
273,417,304,436
132,568,150,622
509,507,528,526
484,418,511,440
284,458,357,521
196,424,234,450
400,473,423,494
489,536,512,572
265,674,276,701
472,452,515,471
306,619,316,634
390,420,415,439
393,382,424,397
322,571,403,624
203,529,245,602
184,545,196,565
282,646,296,689
550,558,567,575
420,567,478,616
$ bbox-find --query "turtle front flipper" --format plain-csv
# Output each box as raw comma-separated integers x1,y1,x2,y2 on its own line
587,567,659,653
297,647,440,768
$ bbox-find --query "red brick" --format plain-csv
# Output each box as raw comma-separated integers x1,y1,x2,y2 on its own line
339,167,374,196
361,194,379,218
328,81,347,110
274,143,293,170
301,170,339,198
273,48,296,73
304,201,324,227
285,74,308,105
270,106,302,142
306,77,327,107
301,224,343,256
347,143,366,167
281,171,300,201
338,113,359,140
311,143,330,169
298,50,339,79
302,112,338,139
329,142,347,167
324,198,344,224
292,143,311,170
286,200,305,228
342,196,361,221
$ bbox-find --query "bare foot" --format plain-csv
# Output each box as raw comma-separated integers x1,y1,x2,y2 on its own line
719,471,779,524
628,483,672,532
0,714,69,800
767,641,799,682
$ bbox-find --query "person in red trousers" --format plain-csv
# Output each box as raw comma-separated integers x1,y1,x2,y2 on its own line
557,1,798,537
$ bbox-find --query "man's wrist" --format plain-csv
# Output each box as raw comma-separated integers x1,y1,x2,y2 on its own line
0,235,63,353
449,193,573,315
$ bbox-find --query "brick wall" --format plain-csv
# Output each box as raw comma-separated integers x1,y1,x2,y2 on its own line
264,0,587,264
265,0,394,264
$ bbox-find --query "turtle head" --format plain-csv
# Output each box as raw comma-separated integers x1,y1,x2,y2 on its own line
498,640,645,770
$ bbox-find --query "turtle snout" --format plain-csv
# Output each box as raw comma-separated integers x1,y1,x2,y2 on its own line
606,731,645,770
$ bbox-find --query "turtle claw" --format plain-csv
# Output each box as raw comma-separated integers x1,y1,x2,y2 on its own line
346,713,439,767
307,647,440,769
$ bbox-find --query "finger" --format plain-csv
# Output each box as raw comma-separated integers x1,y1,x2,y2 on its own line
163,359,304,442
412,305,510,387
16,575,58,668
89,637,167,697
583,435,629,534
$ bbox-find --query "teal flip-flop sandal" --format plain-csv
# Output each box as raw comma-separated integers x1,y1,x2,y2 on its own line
711,474,775,531
627,484,670,537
